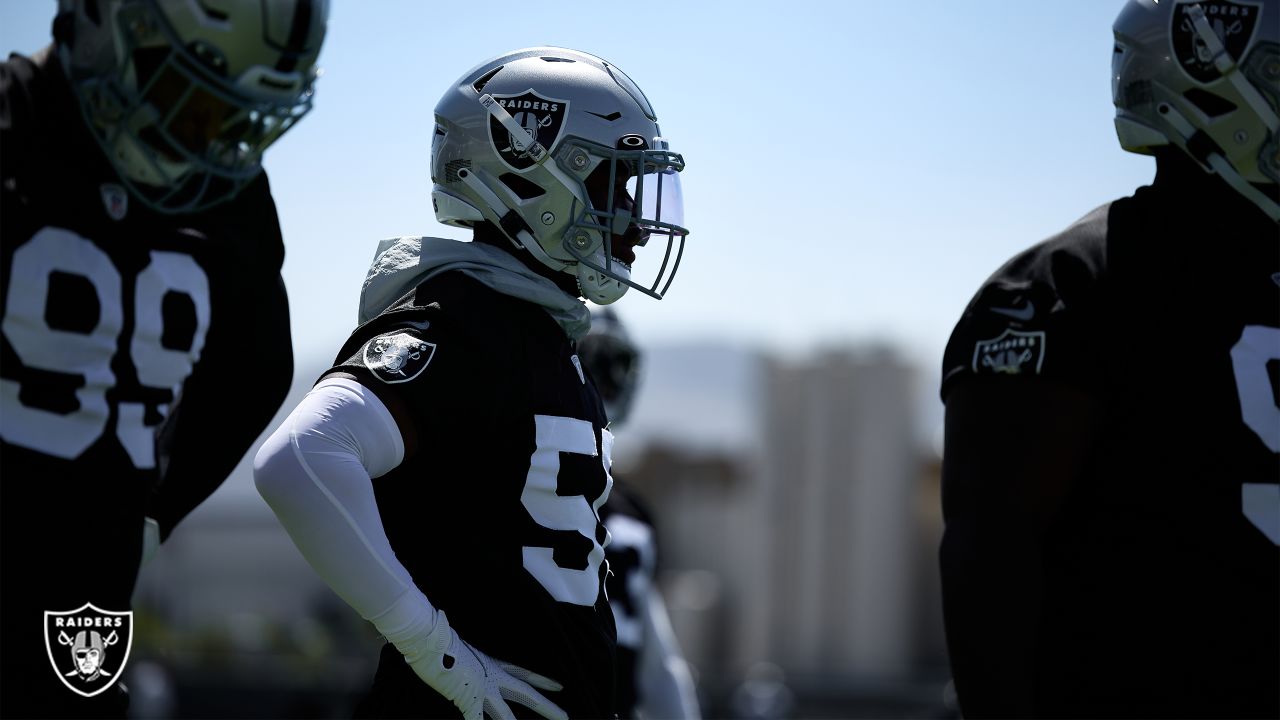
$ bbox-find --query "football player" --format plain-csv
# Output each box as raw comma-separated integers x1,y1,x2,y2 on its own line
939,1,1279,717
253,47,689,719
578,308,701,720
0,1,326,716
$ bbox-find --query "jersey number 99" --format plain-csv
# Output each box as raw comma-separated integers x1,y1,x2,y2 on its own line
1,227,211,469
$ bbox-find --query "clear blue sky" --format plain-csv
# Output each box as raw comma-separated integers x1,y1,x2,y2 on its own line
2,1,1154,378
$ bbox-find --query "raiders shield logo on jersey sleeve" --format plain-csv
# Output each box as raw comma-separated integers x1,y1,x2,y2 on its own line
362,331,437,384
972,328,1047,376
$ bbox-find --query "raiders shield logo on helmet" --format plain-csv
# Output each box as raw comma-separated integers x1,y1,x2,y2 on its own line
1170,0,1262,83
487,89,570,171
972,329,1047,376
363,331,437,384
44,604,133,698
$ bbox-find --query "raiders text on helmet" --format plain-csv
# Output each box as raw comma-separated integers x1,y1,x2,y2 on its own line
55,0,329,213
431,47,690,303
1113,0,1280,221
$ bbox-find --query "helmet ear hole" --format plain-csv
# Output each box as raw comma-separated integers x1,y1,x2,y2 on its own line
499,173,547,200
1183,88,1239,118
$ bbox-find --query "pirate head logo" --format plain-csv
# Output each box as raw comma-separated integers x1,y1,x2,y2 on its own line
44,604,133,698
363,331,437,384
1171,0,1262,83
972,329,1047,376
487,89,570,171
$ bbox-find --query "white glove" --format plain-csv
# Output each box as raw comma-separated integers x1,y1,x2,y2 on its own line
399,609,568,720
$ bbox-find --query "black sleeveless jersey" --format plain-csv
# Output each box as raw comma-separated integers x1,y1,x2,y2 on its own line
941,170,1280,717
1,47,293,711
600,484,658,719
330,271,617,719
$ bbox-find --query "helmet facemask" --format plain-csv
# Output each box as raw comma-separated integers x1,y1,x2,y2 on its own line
554,136,688,304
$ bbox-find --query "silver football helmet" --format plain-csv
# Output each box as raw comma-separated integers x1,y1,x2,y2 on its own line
1113,0,1280,221
431,47,689,304
578,308,642,426
55,0,328,213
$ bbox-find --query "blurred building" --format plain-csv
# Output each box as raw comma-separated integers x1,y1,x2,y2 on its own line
622,344,950,717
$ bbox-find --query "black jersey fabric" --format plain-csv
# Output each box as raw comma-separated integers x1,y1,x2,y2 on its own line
600,485,657,720
941,158,1280,717
331,271,618,720
1,48,293,717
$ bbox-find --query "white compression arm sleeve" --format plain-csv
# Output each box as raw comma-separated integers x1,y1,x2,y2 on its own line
255,378,571,720
253,377,438,643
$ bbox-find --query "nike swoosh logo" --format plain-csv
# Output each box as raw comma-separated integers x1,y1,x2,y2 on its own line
990,300,1035,322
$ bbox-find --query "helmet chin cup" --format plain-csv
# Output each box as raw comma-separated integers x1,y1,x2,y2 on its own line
108,130,192,186
564,227,635,304
577,259,630,305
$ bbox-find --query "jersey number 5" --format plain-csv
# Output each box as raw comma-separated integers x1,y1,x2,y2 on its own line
1,227,211,468
1231,325,1280,545
521,415,614,606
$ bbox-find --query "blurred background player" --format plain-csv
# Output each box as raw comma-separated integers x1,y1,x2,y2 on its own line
253,47,689,719
939,0,1279,717
578,307,701,720
0,0,327,716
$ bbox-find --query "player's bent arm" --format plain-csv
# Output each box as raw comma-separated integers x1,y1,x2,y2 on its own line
253,377,566,720
939,377,1100,719
637,585,701,719
148,274,293,541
